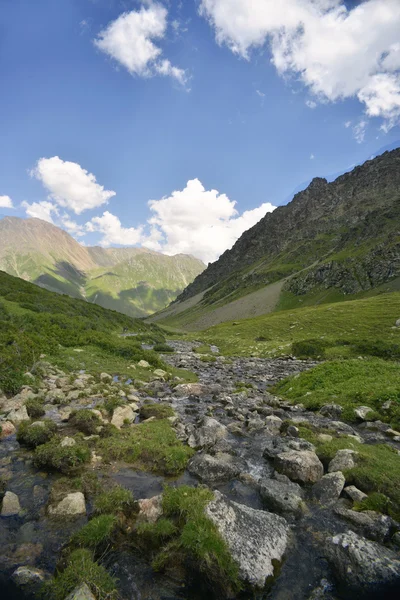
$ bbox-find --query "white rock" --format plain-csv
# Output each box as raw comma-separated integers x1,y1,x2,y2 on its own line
275,450,324,484
153,369,167,378
354,406,375,421
344,485,368,503
48,492,86,517
65,583,96,600
100,373,112,382
7,406,29,425
60,437,76,447
138,495,163,523
12,566,46,586
1,491,21,516
111,406,136,429
138,360,150,368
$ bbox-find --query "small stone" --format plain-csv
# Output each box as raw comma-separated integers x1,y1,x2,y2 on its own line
0,421,16,438
317,433,333,443
100,372,112,382
66,583,96,600
312,471,345,504
395,318,400,327
111,406,136,429
187,416,227,449
153,369,167,378
354,406,375,421
12,566,46,586
138,495,163,523
328,449,356,472
344,485,368,503
174,383,209,397
275,450,324,484
138,360,150,368
286,425,299,438
48,492,86,517
60,437,76,447
1,491,21,516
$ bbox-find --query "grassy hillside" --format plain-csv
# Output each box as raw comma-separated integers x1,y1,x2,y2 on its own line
0,270,168,395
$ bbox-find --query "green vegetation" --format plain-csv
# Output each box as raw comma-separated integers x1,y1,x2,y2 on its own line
148,486,241,595
153,343,175,353
354,492,400,522
94,485,135,516
25,398,45,418
97,419,194,475
198,293,400,358
139,403,174,420
136,517,177,544
41,549,118,600
70,409,102,435
34,437,91,474
0,270,166,395
17,420,57,448
72,515,117,549
275,358,400,427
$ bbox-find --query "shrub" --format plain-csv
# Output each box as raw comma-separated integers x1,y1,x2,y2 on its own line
34,438,90,474
25,398,45,418
153,343,175,353
139,403,174,420
70,409,101,435
40,549,118,600
94,485,135,516
17,420,57,448
72,515,117,548
291,339,326,359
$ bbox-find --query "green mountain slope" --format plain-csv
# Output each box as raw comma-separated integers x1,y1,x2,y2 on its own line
153,148,400,330
0,217,205,318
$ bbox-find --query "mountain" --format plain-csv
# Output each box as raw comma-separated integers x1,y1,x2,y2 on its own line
0,217,205,318
151,148,400,330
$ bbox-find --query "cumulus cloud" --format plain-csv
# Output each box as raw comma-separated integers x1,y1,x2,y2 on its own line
0,195,14,208
306,100,317,109
86,211,143,246
61,216,85,237
94,2,187,85
22,200,58,223
30,156,116,215
200,0,400,128
144,178,276,263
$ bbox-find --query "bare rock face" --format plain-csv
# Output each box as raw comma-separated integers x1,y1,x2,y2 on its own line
325,530,400,594
205,491,290,588
275,450,324,484
48,492,86,517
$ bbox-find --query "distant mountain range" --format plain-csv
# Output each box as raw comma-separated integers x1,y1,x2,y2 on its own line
0,217,205,317
151,148,400,330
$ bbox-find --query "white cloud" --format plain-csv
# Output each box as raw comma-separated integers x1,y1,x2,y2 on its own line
200,0,400,129
310,153,315,159
22,200,58,223
61,216,85,237
353,119,368,143
306,100,317,109
256,89,265,97
144,178,276,263
86,211,143,246
94,2,187,85
0,195,14,208
30,156,115,215
344,120,352,128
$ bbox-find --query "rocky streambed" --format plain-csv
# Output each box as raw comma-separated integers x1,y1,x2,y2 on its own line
0,341,400,600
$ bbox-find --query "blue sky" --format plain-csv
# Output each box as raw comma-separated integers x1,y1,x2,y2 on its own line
0,0,399,263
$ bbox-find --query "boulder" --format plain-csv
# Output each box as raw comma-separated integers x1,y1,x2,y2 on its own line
48,492,86,517
334,503,392,543
7,406,29,425
354,406,375,421
312,471,345,504
1,491,21,516
319,404,343,418
188,452,241,482
0,421,16,438
100,373,112,382
153,369,167,378
325,530,400,594
12,566,46,587
60,436,76,448
205,491,289,587
328,449,356,473
263,437,315,459
138,495,163,523
137,360,150,368
111,406,136,429
275,450,324,484
66,583,96,600
260,476,304,515
188,417,227,449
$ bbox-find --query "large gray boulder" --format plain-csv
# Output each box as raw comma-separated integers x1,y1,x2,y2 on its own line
188,452,241,482
275,450,324,484
205,491,289,587
188,416,227,449
260,475,304,515
325,530,400,594
328,449,356,473
312,472,345,505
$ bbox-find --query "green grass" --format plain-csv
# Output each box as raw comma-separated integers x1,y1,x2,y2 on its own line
72,515,117,549
34,437,91,474
139,403,175,420
17,420,57,448
198,293,400,358
274,358,400,427
25,398,46,418
97,420,194,476
40,549,118,600
70,409,102,435
94,485,135,516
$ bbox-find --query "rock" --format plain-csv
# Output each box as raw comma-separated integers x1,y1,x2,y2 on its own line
395,318,400,327
61,436,76,447
7,406,29,425
1,491,21,516
175,383,209,397
100,373,112,382
275,450,324,484
188,452,241,482
187,416,227,449
0,421,16,438
328,449,356,472
354,406,375,421
393,531,400,547
286,425,299,438
319,404,343,418
312,472,345,504
153,369,167,378
205,491,289,587
48,492,86,517
66,583,96,600
334,503,392,542
265,415,283,431
344,485,368,503
138,495,163,523
260,476,304,515
263,436,315,459
317,433,333,443
138,360,150,368
325,530,400,594
12,566,46,586
111,406,136,428
59,407,72,422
